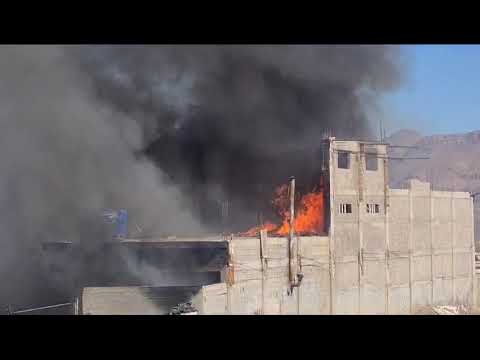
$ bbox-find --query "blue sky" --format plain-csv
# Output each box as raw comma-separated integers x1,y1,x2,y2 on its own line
383,45,480,136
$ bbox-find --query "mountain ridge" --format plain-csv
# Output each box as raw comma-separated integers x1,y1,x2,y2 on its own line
385,128,480,243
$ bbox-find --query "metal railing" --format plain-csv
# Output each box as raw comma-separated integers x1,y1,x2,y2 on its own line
5,297,79,315
10,302,72,315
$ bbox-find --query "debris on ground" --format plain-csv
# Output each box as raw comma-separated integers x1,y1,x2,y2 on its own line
169,302,198,315
415,304,469,315
432,305,468,315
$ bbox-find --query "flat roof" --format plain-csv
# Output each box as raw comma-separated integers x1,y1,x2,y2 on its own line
43,235,229,249
106,239,228,249
330,139,389,146
114,235,227,243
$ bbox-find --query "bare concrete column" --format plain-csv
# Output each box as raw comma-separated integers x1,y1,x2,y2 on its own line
328,140,336,314
408,185,414,313
260,229,267,315
358,151,364,314
384,158,390,314
430,191,435,306
226,237,234,315
451,193,456,303
471,197,477,309
288,177,297,287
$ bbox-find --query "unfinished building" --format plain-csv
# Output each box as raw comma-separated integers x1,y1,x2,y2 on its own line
42,137,476,314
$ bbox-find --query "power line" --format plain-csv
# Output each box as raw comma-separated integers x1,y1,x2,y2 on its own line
8,302,73,315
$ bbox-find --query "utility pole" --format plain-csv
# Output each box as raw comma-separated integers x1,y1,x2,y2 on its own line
288,176,303,293
288,176,296,285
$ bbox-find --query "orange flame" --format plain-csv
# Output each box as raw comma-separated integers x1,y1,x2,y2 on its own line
239,182,325,237
275,191,324,235
240,222,278,237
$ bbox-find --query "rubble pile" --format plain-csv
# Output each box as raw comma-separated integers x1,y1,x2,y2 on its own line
169,302,198,315
432,305,468,315
415,304,470,315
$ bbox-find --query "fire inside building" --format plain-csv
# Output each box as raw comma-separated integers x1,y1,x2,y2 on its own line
39,137,476,315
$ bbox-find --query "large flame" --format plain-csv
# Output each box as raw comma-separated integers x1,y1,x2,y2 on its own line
240,222,278,237
240,182,325,237
275,191,324,235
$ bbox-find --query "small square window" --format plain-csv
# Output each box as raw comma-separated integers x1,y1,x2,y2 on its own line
366,153,378,171
366,203,380,214
338,151,350,169
339,203,352,214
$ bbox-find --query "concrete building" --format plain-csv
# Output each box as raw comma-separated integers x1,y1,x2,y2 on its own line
191,138,476,314
42,237,229,314
43,138,477,314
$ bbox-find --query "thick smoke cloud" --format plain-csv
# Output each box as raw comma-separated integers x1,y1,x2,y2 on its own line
0,46,202,308
0,45,402,309
71,45,403,231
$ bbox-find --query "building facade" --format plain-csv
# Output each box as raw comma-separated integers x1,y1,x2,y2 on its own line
192,138,476,314
42,138,477,314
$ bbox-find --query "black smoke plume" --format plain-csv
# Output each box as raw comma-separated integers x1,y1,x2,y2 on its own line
0,46,202,309
71,45,403,231
0,45,402,309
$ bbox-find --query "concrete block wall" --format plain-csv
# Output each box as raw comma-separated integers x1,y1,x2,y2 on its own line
329,140,389,314
196,235,330,315
82,286,201,315
388,184,475,312
328,139,475,313
195,182,475,314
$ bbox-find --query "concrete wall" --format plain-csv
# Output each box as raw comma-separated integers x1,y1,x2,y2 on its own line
328,139,475,314
329,140,389,314
82,286,201,315
388,184,475,313
195,185,475,314
195,235,330,314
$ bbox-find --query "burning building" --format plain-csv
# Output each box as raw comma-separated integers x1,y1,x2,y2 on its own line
42,137,476,315
0,45,407,311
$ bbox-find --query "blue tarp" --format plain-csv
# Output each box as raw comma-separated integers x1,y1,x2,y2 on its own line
103,209,128,238
115,209,128,238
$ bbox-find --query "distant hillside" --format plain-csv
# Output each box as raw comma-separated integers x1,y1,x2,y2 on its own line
387,129,480,191
387,129,423,148
386,129,480,244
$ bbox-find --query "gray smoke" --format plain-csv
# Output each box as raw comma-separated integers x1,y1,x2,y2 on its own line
0,46,203,308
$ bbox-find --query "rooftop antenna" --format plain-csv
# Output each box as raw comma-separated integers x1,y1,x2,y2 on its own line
379,118,385,142
322,128,332,139
379,118,382,142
